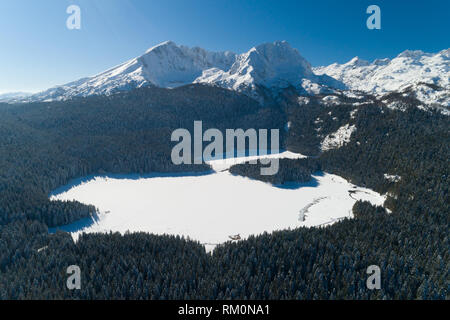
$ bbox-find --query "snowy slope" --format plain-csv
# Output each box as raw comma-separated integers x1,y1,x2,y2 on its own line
314,49,450,106
22,41,343,102
9,42,448,106
194,41,344,97
321,124,356,151
29,41,237,101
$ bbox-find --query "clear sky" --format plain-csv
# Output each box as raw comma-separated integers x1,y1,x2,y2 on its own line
0,0,448,94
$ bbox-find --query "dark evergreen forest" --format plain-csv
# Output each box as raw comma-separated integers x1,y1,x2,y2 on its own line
229,158,319,185
0,85,448,299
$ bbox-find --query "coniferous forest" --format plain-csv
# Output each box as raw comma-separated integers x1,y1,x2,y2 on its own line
0,85,448,299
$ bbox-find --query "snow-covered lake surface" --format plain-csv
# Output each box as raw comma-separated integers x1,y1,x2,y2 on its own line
49,152,386,251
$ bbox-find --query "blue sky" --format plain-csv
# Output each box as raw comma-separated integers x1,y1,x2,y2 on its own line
0,0,448,93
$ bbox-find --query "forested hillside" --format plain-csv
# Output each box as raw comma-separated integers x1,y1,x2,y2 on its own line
0,85,448,299
0,85,285,226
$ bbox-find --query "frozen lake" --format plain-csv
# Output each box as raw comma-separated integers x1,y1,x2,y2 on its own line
49,152,386,251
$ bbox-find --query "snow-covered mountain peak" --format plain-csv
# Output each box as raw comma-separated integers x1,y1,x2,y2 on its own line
27,41,238,101
227,41,313,86
249,41,315,83
136,41,237,88
12,41,447,107
195,40,342,98
314,48,450,106
11,40,345,103
346,56,370,67
144,40,177,53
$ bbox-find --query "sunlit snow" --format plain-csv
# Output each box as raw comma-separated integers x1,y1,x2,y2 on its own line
320,124,356,151
50,153,385,251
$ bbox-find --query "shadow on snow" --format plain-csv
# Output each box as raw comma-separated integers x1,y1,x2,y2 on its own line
49,170,215,197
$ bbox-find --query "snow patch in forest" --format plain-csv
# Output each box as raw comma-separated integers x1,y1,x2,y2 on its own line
384,173,402,182
321,124,356,151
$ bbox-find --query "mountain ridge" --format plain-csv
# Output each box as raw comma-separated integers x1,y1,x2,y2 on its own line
314,48,450,106
14,41,343,103
4,41,449,107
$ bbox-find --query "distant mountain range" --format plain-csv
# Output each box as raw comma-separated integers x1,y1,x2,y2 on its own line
2,41,449,107
314,49,450,107
0,92,32,102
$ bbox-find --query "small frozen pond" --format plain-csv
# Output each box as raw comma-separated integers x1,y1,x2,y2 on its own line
50,152,386,251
